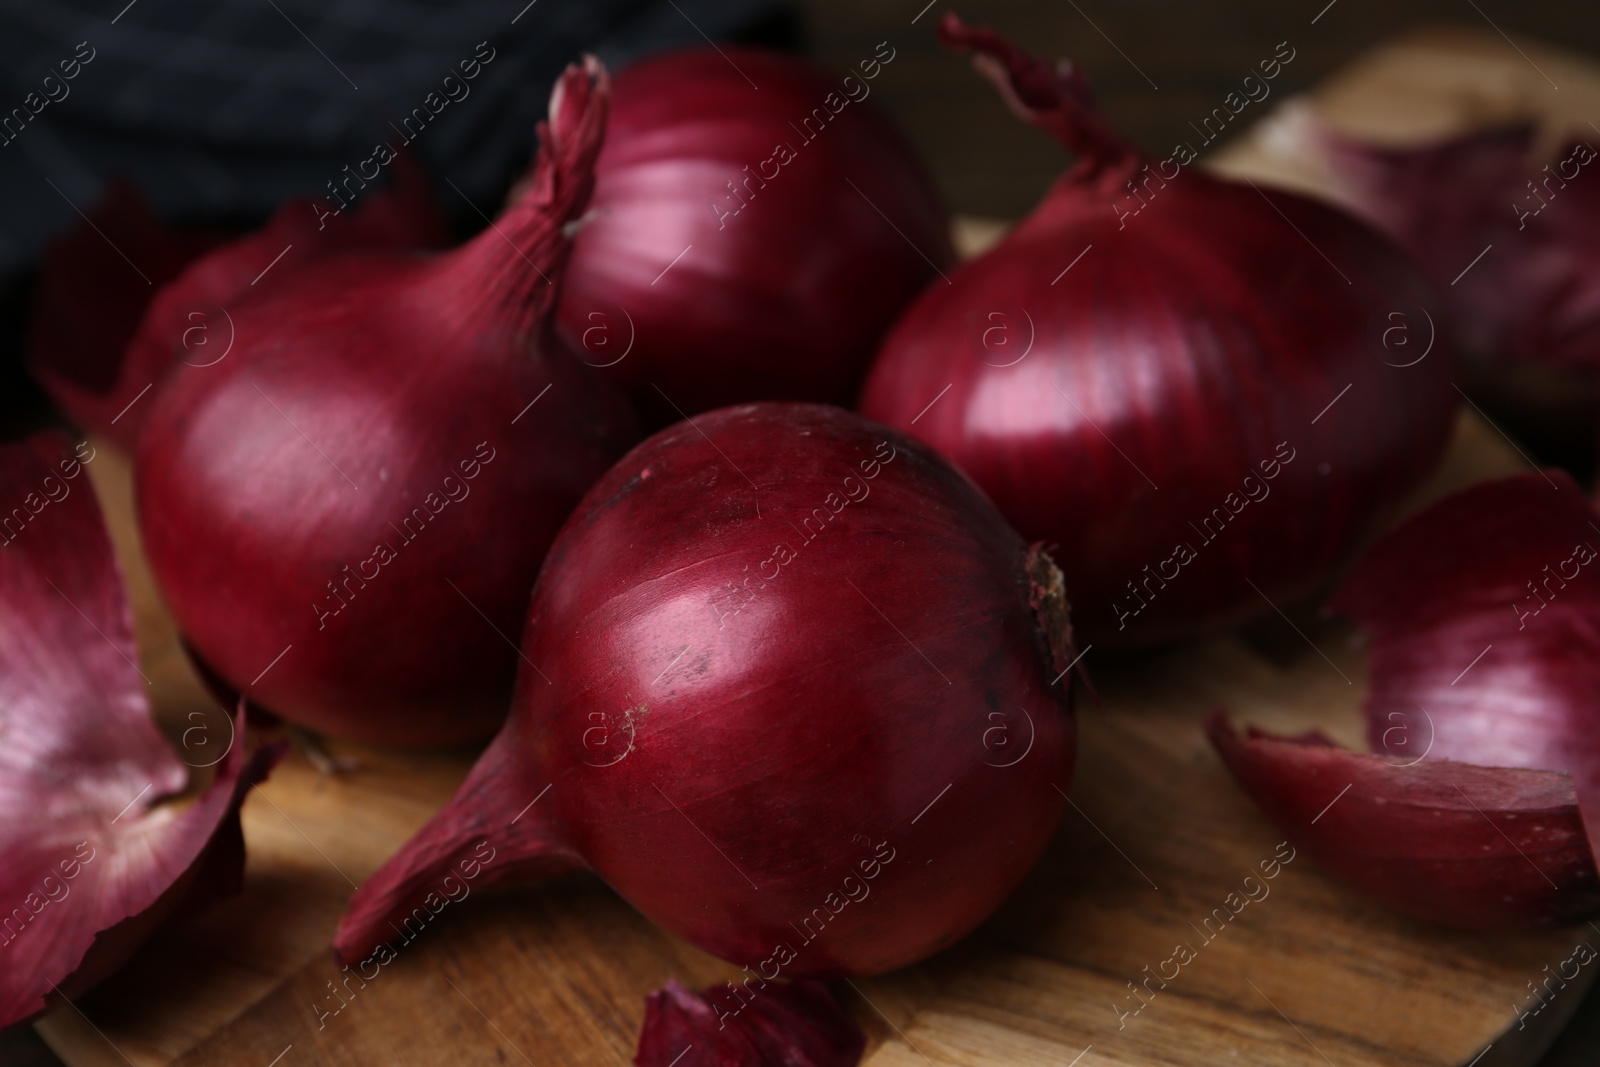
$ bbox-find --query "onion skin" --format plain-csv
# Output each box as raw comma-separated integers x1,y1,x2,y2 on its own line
1211,472,1600,928
0,431,280,1027
1291,120,1600,469
858,16,1455,647
634,979,864,1067
136,60,637,746
336,403,1075,977
558,47,952,422
1302,122,1600,374
1332,472,1600,798
1208,718,1600,929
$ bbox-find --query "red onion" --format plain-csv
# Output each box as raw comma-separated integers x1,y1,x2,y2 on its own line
135,59,637,746
27,181,233,442
556,46,952,422
334,403,1075,977
28,158,448,452
1211,471,1600,928
0,430,278,1027
635,979,863,1067
108,151,450,451
858,16,1455,647
1284,119,1600,468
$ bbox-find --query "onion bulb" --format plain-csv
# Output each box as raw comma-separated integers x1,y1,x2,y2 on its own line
335,403,1075,978
135,59,637,746
28,157,448,452
859,16,1455,647
557,46,952,423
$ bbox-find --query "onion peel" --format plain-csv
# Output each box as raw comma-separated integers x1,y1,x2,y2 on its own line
31,152,448,451
1207,717,1600,928
1296,118,1600,371
633,979,864,1067
0,430,281,1027
1211,471,1600,927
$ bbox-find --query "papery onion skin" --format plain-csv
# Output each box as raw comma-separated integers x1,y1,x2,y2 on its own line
557,46,952,423
634,979,864,1067
336,403,1074,977
1292,120,1600,469
858,16,1454,648
136,60,637,746
1331,471,1600,835
1208,717,1600,930
27,181,234,442
1211,472,1600,929
1303,122,1600,373
0,431,280,1027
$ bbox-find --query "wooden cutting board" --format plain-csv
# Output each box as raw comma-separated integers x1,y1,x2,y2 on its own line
34,26,1600,1067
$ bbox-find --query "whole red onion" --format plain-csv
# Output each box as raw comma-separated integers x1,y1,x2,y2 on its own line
556,46,952,422
136,60,637,746
335,403,1075,978
859,16,1454,647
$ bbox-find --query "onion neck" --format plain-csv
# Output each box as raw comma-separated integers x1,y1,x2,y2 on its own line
938,14,1141,187
443,56,609,343
1026,544,1079,683
331,719,586,967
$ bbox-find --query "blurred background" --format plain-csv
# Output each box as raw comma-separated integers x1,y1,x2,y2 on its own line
3,0,1599,1062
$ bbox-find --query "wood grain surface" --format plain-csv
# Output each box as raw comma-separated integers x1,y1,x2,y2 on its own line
30,26,1600,1067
